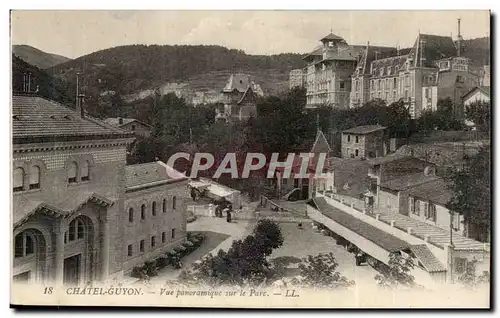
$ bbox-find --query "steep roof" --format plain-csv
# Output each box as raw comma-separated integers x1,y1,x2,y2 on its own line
327,157,371,197
125,161,187,190
104,117,152,128
371,55,409,74
409,33,457,68
407,178,453,206
222,74,252,93
320,33,345,42
311,197,410,252
357,45,399,75
12,94,131,140
342,124,386,135
462,86,491,100
311,130,332,153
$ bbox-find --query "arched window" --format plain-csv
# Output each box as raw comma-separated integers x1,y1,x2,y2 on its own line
14,232,34,258
68,162,77,183
141,204,146,220
67,218,85,242
13,167,24,192
152,201,157,216
128,208,134,223
81,161,89,182
162,199,166,213
29,165,40,190
172,196,177,210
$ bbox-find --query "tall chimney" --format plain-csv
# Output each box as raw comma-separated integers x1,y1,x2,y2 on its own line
457,18,462,57
75,72,81,115
77,94,85,117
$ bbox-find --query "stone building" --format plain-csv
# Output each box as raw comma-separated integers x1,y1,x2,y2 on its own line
104,117,152,138
341,125,388,159
122,162,188,272
303,33,362,109
12,93,187,286
216,74,261,122
289,69,306,89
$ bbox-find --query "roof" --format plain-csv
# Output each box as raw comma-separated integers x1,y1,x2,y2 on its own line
327,157,371,197
14,192,114,228
409,34,457,68
371,55,409,74
222,74,252,93
462,86,491,100
104,117,152,128
125,161,187,190
311,130,332,153
342,124,387,135
379,172,440,192
366,154,412,166
302,47,323,61
312,197,410,252
357,45,399,75
409,245,446,273
407,178,453,206
12,94,130,140
320,33,345,42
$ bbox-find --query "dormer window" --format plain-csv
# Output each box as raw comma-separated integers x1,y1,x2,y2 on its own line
328,41,334,47
380,68,384,76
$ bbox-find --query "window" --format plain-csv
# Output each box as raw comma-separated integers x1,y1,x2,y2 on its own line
377,79,381,90
172,196,177,210
141,204,146,220
347,135,351,142
68,162,77,183
162,232,166,243
426,203,437,221
355,80,359,91
454,258,467,274
379,68,384,76
127,245,133,257
410,197,420,216
13,167,24,192
162,199,166,213
131,125,136,131
339,81,345,90
29,166,40,190
355,149,359,157
393,77,397,89
152,201,157,216
171,229,176,239
140,240,145,252
425,88,430,98
14,232,34,258
355,136,359,143
81,161,89,182
388,66,392,75
151,236,156,248
67,218,85,242
128,208,134,223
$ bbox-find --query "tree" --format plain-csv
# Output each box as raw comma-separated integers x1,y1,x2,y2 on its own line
374,252,417,288
179,219,284,287
294,253,354,289
445,146,491,242
465,101,490,133
457,259,490,289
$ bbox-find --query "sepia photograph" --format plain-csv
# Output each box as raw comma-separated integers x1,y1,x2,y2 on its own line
9,9,491,308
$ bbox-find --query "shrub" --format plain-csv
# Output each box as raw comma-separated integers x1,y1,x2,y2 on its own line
156,256,169,268
131,266,144,279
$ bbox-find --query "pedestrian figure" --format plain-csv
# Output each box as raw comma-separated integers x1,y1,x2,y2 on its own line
226,209,232,223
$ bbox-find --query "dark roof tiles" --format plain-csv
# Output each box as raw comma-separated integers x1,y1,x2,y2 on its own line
12,95,129,138
342,124,387,134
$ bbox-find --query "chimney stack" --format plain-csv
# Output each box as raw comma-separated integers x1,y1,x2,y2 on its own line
457,18,462,57
77,94,85,117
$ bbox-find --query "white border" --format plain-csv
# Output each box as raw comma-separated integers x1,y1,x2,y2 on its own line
2,1,498,317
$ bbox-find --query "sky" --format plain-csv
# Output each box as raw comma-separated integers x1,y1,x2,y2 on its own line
10,10,490,59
